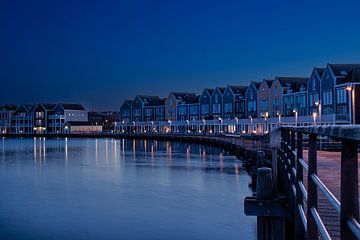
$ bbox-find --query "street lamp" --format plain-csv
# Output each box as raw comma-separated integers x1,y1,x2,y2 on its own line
293,109,298,127
235,117,238,134
346,85,353,125
313,112,317,126
202,119,206,133
276,112,281,127
315,100,321,124
248,115,253,133
218,117,223,133
168,120,172,133
151,121,154,132
264,112,269,133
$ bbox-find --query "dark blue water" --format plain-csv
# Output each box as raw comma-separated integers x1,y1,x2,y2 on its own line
0,137,256,240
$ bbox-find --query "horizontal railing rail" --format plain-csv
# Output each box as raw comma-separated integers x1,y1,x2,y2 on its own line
279,126,360,240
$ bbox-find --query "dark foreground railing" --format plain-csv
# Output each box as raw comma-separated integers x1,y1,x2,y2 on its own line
279,126,360,240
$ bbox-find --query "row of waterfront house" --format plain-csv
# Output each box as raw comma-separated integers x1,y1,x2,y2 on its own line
118,63,360,133
1,63,359,135
0,103,121,134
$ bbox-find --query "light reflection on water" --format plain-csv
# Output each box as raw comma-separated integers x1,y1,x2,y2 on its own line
0,138,256,240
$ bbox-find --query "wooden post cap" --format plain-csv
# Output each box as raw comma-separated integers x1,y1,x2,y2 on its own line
257,167,273,199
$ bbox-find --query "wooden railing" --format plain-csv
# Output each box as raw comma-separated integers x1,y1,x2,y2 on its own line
279,126,360,240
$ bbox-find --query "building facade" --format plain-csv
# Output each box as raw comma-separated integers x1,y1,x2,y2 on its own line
0,105,17,134
282,78,309,117
199,88,214,120
120,100,132,123
165,92,197,121
33,104,56,134
257,79,273,118
211,87,226,119
269,77,307,117
223,85,247,119
49,103,88,133
307,68,324,115
132,95,162,122
143,98,165,122
245,82,261,118
11,104,34,134
177,95,200,121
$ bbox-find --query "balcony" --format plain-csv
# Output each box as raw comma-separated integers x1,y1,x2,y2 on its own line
49,115,65,120
48,123,65,127
335,114,350,123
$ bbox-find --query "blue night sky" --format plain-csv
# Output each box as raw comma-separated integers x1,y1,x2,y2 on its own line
1,0,360,110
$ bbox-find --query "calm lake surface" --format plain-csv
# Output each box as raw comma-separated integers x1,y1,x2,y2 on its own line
0,137,256,240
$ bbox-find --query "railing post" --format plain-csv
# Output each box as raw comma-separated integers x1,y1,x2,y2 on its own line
257,151,265,168
290,130,295,152
256,167,274,240
295,131,305,239
278,129,286,193
307,133,318,240
290,130,296,168
340,139,359,240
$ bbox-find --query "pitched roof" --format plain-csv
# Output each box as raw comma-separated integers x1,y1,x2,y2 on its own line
204,88,214,95
277,77,308,94
228,85,248,95
248,81,261,90
172,92,196,101
329,64,360,77
145,97,165,107
41,103,57,110
120,100,132,110
314,67,325,78
0,104,17,111
254,82,262,89
58,103,85,110
217,87,226,94
28,104,36,112
124,100,132,105
172,92,199,104
136,95,162,103
264,79,274,89
338,67,360,85
14,104,29,113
